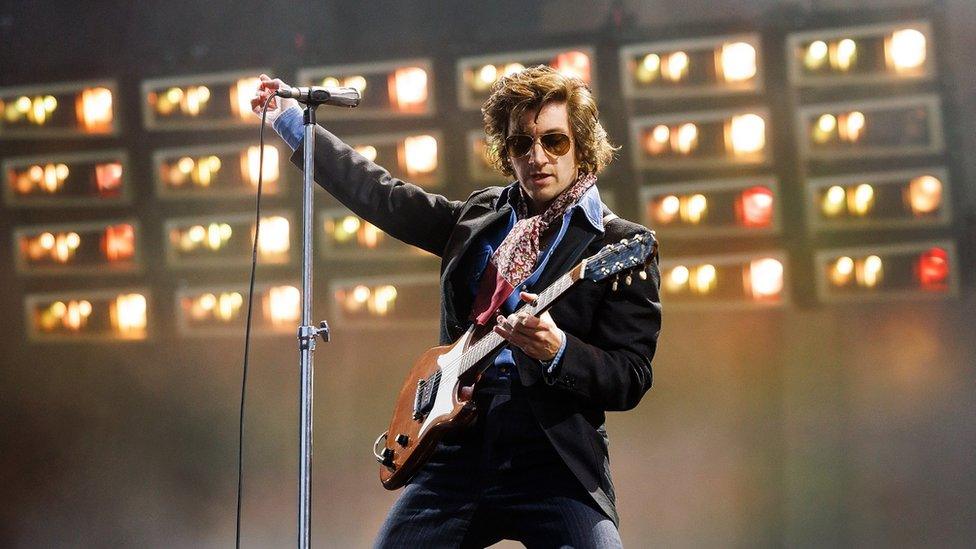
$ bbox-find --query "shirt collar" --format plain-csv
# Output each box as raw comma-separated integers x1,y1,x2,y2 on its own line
497,181,604,232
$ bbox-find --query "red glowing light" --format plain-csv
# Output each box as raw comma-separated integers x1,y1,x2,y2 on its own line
553,50,591,83
736,186,774,228
916,247,949,291
95,162,123,197
102,223,135,262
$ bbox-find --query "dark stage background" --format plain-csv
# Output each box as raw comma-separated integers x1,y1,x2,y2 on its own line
1,0,974,547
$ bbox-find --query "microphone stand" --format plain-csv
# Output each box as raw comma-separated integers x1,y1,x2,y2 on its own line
296,101,329,549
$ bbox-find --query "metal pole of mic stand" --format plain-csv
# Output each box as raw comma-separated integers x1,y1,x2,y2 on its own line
297,103,329,549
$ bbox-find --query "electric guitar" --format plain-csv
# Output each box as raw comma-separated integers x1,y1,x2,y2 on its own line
373,233,657,490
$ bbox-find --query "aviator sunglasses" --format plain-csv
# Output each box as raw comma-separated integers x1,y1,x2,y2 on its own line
505,132,572,158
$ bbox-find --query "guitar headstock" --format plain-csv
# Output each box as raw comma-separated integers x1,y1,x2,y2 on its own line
582,233,656,288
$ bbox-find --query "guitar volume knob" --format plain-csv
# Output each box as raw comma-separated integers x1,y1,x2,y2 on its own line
395,434,409,447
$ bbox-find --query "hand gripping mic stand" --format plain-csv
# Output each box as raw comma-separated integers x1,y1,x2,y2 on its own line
283,86,360,549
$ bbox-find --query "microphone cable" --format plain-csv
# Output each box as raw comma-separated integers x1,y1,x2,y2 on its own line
236,92,276,549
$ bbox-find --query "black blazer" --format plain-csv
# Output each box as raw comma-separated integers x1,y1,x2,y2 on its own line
293,126,662,525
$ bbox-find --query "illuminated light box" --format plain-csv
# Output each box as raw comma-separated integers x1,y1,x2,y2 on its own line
797,94,943,160
815,241,958,302
640,177,780,237
164,211,292,268
296,58,434,118
457,46,595,110
345,131,443,188
806,167,951,232
25,289,150,342
0,80,117,138
630,108,770,170
14,219,141,275
141,70,267,130
620,33,763,98
319,208,434,260
154,142,283,199
660,252,789,309
329,274,440,329
466,129,507,184
788,20,934,86
3,150,129,208
175,282,300,337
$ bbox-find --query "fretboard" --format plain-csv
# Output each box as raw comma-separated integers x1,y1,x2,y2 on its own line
455,263,582,378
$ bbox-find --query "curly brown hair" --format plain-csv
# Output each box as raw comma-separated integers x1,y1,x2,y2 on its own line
481,65,616,177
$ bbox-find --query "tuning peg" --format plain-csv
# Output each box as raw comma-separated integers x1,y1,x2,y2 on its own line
612,275,619,292
625,273,633,286
639,269,648,280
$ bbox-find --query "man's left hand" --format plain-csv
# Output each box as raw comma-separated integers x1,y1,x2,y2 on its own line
493,292,565,362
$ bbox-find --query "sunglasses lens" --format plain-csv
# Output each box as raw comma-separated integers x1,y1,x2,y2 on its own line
506,135,533,157
540,134,570,156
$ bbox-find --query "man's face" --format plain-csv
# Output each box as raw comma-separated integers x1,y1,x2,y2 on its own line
508,101,579,214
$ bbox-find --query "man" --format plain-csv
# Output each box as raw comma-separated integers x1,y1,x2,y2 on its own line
252,65,661,548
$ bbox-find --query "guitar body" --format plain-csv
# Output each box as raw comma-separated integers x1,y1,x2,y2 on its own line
377,328,481,490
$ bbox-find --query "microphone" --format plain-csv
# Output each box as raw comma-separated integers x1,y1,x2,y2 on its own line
275,86,361,107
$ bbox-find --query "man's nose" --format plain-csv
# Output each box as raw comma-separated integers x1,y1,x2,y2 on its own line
528,139,548,165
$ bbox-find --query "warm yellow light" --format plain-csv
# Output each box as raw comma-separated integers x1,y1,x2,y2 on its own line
663,51,689,82
258,216,290,256
683,194,708,224
817,114,837,133
503,63,525,76
390,67,428,112
113,293,148,335
76,87,113,132
355,145,378,163
477,64,498,87
352,285,371,303
858,255,883,288
821,185,847,217
804,40,829,70
673,123,698,154
644,125,670,155
840,111,865,142
667,265,690,292
719,42,757,83
402,135,438,175
653,195,681,224
553,50,591,82
344,75,367,94
234,77,260,120
243,145,280,187
907,175,942,215
339,216,361,237
887,28,927,73
184,86,211,116
728,113,765,155
321,77,341,88
833,39,857,71
691,264,717,295
849,183,874,216
216,292,244,321
748,258,783,299
39,232,55,249
636,53,661,83
370,285,398,315
267,285,300,326
359,223,382,248
828,256,855,286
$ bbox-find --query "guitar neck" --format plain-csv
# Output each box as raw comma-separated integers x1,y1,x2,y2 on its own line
456,263,583,378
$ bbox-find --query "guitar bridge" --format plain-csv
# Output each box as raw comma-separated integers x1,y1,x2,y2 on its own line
412,370,441,420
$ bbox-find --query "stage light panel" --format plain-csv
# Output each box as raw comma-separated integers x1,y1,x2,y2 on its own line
154,142,283,199
25,289,150,341
797,95,943,160
330,274,440,329
319,208,434,260
14,220,140,275
640,177,780,237
3,150,129,208
816,241,958,302
457,46,595,110
142,70,267,130
0,80,117,138
660,252,789,309
788,21,934,86
620,34,762,98
296,58,434,118
175,282,301,336
164,211,292,268
806,167,951,232
631,108,770,169
345,131,444,188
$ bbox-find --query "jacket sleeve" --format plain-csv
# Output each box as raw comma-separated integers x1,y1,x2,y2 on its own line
540,231,662,411
290,125,463,257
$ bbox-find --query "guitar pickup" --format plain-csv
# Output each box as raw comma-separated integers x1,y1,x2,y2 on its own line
412,370,441,420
